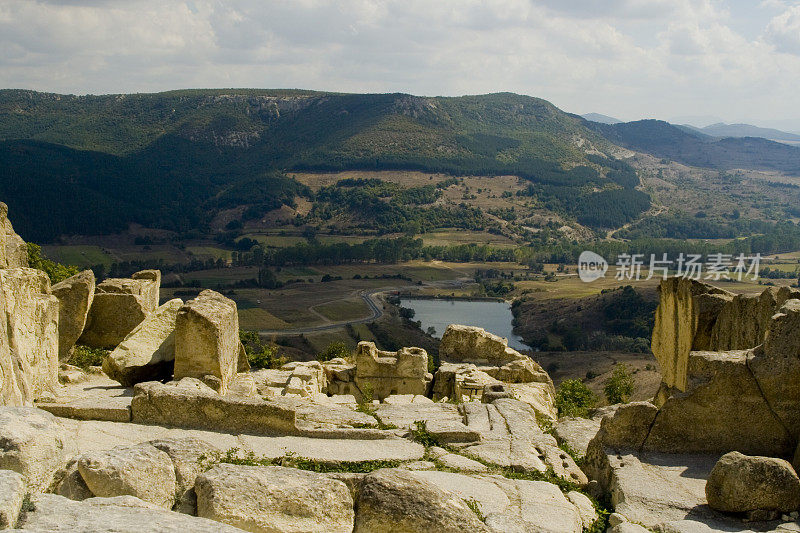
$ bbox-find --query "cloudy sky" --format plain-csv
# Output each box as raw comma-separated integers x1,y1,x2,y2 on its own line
1,0,799,130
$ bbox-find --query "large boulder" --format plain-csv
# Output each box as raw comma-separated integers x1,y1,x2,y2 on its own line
173,290,239,394
0,203,27,269
0,407,75,491
431,362,500,402
77,443,177,509
0,268,59,405
52,270,95,361
78,271,161,348
705,451,800,516
353,468,489,533
354,342,430,401
103,299,182,387
440,324,526,366
10,493,247,532
195,463,354,533
149,437,220,514
710,286,799,351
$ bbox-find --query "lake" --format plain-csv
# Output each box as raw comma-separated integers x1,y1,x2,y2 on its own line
399,298,530,351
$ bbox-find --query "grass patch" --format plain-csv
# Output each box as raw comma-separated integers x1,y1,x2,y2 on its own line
409,420,441,448
201,448,401,473
67,345,108,370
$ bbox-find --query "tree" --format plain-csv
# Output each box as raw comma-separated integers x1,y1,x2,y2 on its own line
26,243,79,284
555,379,597,418
603,363,635,404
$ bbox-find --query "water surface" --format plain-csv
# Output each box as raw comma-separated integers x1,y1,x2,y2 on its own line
400,298,530,352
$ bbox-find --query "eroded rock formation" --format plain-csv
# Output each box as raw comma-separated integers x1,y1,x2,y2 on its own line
354,341,430,401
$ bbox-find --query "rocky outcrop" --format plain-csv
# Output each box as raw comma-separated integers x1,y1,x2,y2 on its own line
149,438,220,515
79,271,161,348
52,270,95,361
0,203,27,269
437,325,556,419
0,268,59,405
705,451,800,519
354,342,430,401
255,361,327,398
173,290,239,394
0,407,76,491
103,299,182,387
353,468,489,533
77,443,177,509
196,463,354,533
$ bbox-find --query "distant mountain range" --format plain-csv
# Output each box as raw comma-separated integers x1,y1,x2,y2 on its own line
679,123,800,144
583,119,800,174
580,113,622,125
2,89,799,242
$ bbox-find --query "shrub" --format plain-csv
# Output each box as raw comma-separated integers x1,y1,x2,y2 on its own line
555,379,597,418
239,330,286,369
68,345,108,370
603,363,635,404
317,341,351,362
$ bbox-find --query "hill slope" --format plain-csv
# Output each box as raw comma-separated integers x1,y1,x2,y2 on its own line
0,90,645,241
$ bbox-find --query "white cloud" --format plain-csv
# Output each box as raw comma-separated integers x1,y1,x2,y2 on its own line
764,4,800,54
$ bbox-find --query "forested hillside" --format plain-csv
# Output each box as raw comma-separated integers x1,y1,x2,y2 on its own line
1,89,645,241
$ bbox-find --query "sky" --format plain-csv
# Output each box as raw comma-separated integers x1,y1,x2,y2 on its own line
1,0,800,130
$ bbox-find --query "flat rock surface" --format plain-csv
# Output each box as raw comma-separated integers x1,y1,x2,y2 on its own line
554,416,601,457
9,493,246,532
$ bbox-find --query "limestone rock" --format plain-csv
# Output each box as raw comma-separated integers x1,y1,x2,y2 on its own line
148,437,220,514
79,271,161,348
173,290,239,394
0,268,59,405
566,490,598,530
131,378,297,435
51,270,95,361
0,407,75,491
431,363,500,402
103,299,182,387
0,204,27,269
485,477,583,533
651,278,732,391
710,286,797,351
354,342,429,400
10,493,247,532
749,299,800,439
504,382,557,422
353,468,489,533
54,459,94,501
440,324,527,366
705,451,800,514
0,470,26,528
554,416,601,458
280,361,326,397
196,463,354,533
644,351,793,455
77,443,177,509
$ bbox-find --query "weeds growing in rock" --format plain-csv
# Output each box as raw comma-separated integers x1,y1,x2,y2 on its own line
410,420,440,448
200,447,400,473
464,498,486,523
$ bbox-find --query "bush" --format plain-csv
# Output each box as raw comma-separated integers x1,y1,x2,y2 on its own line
68,345,108,370
555,379,596,418
603,363,635,404
317,341,351,362
240,330,286,369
